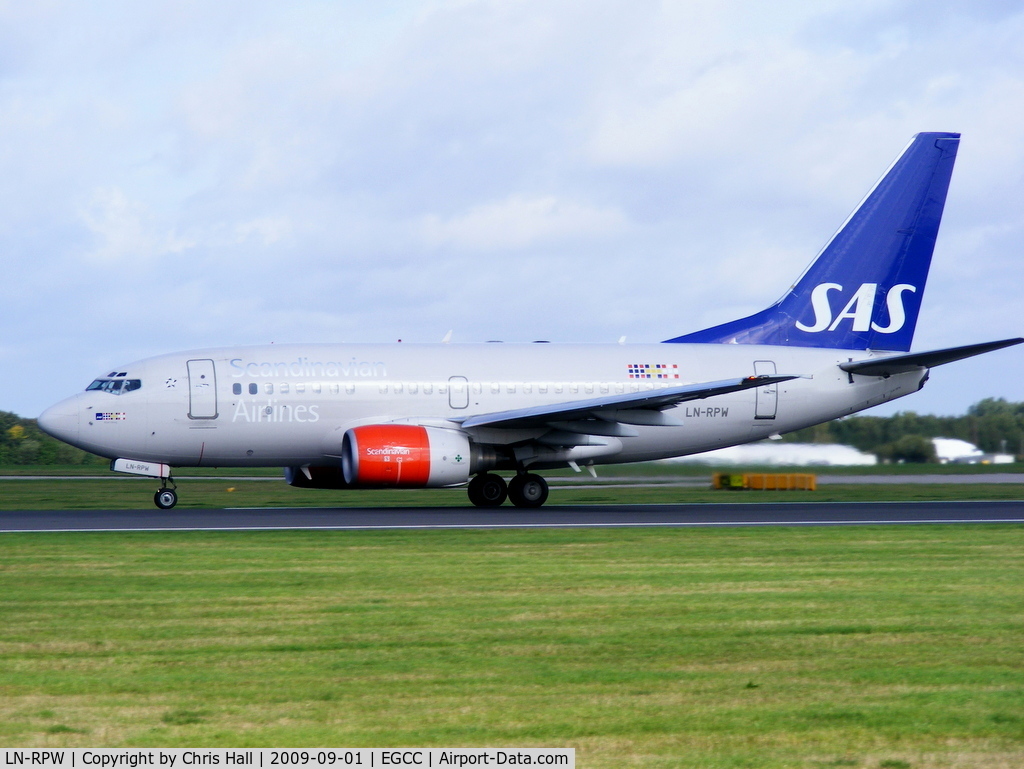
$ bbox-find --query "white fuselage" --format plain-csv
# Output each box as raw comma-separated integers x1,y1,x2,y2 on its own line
41,342,925,469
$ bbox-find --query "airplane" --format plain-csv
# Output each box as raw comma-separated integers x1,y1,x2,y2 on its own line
37,132,1022,510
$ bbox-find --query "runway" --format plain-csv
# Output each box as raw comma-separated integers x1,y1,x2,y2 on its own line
2,500,1023,532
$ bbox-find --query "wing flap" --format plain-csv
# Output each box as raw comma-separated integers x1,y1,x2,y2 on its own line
550,420,640,437
593,408,683,426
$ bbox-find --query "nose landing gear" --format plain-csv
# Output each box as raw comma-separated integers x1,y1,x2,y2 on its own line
109,459,178,509
154,478,178,509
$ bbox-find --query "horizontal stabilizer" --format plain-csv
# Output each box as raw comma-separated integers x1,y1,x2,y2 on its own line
457,375,796,431
840,338,1024,377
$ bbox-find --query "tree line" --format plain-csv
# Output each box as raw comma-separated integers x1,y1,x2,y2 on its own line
2,399,1023,465
782,398,1024,462
0,411,107,466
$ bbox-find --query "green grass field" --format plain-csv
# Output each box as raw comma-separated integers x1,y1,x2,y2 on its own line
2,467,1022,766
2,525,1023,768
2,478,1024,509
2,461,1022,511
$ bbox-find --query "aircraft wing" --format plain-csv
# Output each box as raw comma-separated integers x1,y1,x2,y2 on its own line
456,375,797,432
840,338,1024,377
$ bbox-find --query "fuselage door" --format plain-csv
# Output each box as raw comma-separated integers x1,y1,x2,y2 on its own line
449,376,469,409
753,360,777,420
187,359,218,419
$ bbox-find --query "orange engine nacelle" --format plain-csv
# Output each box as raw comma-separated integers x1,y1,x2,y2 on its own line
341,425,473,488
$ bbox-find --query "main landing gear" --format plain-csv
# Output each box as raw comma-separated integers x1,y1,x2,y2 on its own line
467,473,506,507
467,472,549,508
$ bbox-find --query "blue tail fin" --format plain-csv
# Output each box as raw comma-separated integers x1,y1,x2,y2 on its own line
665,132,960,351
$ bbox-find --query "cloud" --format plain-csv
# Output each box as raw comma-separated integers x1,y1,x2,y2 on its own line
1,0,1023,418
233,216,294,247
418,194,629,251
80,187,194,264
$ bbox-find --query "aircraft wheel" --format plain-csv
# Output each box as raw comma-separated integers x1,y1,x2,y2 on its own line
508,473,548,508
154,489,178,509
468,473,507,507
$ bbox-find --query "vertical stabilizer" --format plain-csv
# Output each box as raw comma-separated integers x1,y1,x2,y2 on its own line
665,132,960,351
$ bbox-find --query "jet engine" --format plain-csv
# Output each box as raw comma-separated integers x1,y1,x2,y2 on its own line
341,425,474,488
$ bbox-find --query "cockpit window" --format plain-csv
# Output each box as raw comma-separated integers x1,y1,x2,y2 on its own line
86,378,142,394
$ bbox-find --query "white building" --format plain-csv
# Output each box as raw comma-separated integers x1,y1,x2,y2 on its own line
665,437,1015,466
933,437,1014,464
667,442,877,467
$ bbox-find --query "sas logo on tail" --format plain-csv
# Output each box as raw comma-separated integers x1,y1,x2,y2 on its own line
796,283,917,334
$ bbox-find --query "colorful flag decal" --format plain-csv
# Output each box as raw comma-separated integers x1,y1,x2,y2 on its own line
627,364,680,379
95,412,126,421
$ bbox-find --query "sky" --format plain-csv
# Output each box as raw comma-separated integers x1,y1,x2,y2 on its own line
2,0,1022,420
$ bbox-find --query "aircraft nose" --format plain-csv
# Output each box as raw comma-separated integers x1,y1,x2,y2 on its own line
38,397,80,444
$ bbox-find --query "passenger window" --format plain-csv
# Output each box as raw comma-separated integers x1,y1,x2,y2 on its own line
408,383,418,394
233,383,242,395
280,383,290,394
585,383,594,394
523,384,532,394
345,383,355,395
265,383,274,395
312,382,321,394
423,383,433,394
329,383,340,394
491,383,500,394
539,384,548,393
295,383,305,393
248,383,258,395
